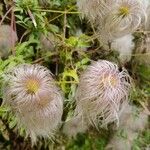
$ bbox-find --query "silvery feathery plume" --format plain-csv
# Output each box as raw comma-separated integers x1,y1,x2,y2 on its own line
106,104,148,150
75,60,131,127
63,60,131,137
0,25,18,58
97,0,146,44
3,64,63,143
77,0,117,24
111,34,135,64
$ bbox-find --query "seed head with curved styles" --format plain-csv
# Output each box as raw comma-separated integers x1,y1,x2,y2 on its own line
98,0,146,43
3,64,63,143
74,60,131,129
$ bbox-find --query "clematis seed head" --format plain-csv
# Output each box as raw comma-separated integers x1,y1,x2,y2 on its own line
74,60,131,129
97,0,146,44
2,64,63,143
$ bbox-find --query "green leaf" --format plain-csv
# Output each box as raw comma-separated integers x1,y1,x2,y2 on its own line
63,69,79,83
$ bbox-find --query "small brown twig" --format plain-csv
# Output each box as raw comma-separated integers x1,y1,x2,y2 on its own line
0,6,13,25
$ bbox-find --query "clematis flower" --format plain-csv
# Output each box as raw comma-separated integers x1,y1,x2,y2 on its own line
3,64,63,143
74,60,131,129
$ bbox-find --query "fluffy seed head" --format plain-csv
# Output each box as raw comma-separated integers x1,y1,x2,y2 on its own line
3,64,63,143
74,60,131,129
98,0,146,43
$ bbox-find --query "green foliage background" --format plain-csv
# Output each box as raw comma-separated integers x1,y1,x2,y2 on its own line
0,0,149,149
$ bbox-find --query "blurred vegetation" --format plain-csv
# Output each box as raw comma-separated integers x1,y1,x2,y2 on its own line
0,0,149,149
